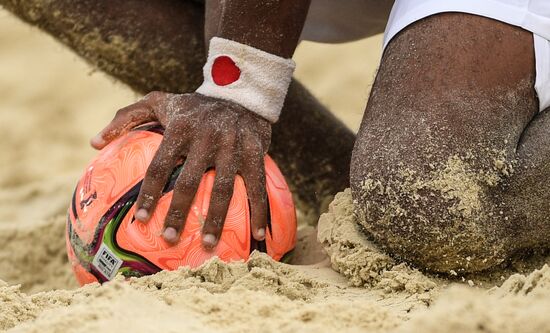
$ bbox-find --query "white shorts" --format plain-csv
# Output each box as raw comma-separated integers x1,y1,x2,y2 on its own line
383,0,550,112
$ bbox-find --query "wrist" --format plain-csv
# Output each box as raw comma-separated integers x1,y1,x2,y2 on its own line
196,37,295,123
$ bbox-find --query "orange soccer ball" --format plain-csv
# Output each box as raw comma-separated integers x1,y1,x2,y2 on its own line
66,125,297,285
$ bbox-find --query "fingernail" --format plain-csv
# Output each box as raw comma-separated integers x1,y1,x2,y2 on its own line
202,234,217,248
256,228,266,240
135,208,149,222
91,134,105,147
163,227,178,242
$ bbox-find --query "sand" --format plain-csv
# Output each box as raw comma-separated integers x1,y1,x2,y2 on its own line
2,8,550,333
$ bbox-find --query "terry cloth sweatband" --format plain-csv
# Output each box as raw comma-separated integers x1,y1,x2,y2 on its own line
196,37,296,123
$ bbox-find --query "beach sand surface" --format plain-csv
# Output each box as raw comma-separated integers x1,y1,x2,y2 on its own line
1,8,550,333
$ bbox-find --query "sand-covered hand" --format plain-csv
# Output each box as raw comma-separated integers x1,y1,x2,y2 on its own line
91,91,272,249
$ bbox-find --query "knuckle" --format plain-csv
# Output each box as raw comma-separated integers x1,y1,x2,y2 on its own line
241,139,257,152
219,132,237,148
145,91,164,101
165,210,185,229
251,194,267,209
254,218,267,228
138,192,157,209
216,177,234,192
145,166,165,183
255,167,267,180
142,177,164,197
146,159,169,181
114,108,128,118
249,180,267,196
178,173,201,191
222,189,235,203
215,192,232,204
251,207,267,223
256,189,267,201
204,219,224,233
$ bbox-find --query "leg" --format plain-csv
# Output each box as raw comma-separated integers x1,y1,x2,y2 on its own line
273,80,355,221
0,0,206,92
500,107,550,250
351,13,539,273
0,0,355,218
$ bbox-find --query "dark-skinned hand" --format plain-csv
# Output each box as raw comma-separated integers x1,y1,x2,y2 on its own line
90,91,271,249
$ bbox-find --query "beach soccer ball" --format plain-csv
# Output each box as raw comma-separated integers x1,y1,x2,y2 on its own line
65,125,296,285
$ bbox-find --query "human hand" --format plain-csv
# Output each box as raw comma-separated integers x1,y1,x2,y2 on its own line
91,91,271,249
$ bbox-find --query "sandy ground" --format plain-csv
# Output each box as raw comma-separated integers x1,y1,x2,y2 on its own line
2,8,550,333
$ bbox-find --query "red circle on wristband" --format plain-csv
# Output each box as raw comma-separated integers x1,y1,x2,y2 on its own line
211,56,241,86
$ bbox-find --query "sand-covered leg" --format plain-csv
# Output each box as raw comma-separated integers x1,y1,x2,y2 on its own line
0,0,355,218
273,80,355,221
498,108,550,250
0,0,207,93
350,13,538,273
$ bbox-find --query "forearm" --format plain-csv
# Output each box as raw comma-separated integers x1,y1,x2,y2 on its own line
204,0,311,58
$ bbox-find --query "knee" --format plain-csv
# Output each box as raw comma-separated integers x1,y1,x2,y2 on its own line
350,136,513,273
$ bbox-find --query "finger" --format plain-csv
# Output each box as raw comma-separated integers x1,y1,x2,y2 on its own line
201,159,237,249
240,140,268,241
242,161,267,241
134,131,184,223
162,137,213,243
91,102,155,150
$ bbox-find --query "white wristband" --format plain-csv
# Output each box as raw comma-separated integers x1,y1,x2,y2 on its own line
196,37,296,123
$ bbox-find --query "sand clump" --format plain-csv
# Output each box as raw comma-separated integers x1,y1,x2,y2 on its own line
318,189,438,296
